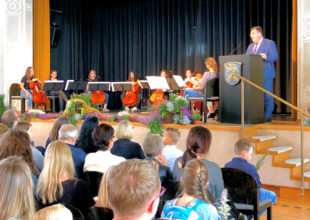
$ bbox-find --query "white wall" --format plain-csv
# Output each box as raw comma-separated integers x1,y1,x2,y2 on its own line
0,0,33,104
298,0,310,113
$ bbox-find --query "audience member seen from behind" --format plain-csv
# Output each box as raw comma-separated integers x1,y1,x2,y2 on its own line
58,124,86,178
1,109,19,128
0,156,35,220
75,115,99,154
36,141,95,215
173,126,224,201
31,204,73,220
143,133,178,217
84,123,125,174
111,120,145,159
13,121,44,172
162,159,219,220
224,139,277,212
107,159,161,220
46,116,70,148
162,127,183,171
0,129,38,186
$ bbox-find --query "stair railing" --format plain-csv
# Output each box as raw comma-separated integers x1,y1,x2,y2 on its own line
232,73,310,195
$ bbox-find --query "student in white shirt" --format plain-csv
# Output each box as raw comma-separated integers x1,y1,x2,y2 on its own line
83,123,125,174
162,127,183,171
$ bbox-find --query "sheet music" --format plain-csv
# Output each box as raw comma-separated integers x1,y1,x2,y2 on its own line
138,80,148,89
172,75,186,87
146,76,170,90
44,80,65,83
88,81,111,91
65,80,74,91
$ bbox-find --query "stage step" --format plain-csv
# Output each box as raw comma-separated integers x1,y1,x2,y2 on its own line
285,158,310,166
305,171,310,178
268,146,293,154
251,135,276,153
252,135,276,141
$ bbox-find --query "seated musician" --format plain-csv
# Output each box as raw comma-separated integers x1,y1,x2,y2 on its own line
150,70,168,105
184,57,219,116
86,69,109,112
48,70,68,111
184,70,197,87
122,71,141,112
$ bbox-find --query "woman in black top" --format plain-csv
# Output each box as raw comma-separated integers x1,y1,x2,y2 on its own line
36,140,95,215
20,66,36,110
111,120,145,159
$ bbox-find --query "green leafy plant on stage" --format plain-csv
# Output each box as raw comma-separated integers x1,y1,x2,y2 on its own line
148,118,163,136
65,100,85,125
71,93,91,105
192,112,201,121
0,95,6,119
107,115,116,122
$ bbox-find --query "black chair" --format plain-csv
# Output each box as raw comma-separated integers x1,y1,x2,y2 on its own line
86,207,113,220
221,168,273,220
188,77,219,123
9,83,26,113
83,171,104,197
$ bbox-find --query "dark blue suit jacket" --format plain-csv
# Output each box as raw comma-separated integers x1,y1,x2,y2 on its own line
246,38,278,80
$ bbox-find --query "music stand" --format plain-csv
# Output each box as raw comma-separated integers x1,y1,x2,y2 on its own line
88,82,111,106
111,82,133,92
138,80,150,110
146,76,170,90
65,80,87,93
43,80,65,113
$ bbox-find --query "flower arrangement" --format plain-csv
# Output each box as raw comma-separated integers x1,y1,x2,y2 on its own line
304,107,310,126
213,189,231,220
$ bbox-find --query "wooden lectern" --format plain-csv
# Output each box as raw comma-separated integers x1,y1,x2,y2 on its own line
218,54,264,124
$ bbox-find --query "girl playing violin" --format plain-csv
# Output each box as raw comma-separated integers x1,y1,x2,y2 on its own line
86,69,110,112
184,70,197,88
20,67,37,110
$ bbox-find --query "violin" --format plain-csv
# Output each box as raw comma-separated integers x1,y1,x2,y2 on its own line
29,79,49,106
122,81,141,107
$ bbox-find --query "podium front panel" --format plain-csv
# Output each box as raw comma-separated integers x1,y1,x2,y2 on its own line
219,54,264,124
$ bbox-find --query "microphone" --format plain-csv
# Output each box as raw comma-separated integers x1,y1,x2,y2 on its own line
230,44,241,55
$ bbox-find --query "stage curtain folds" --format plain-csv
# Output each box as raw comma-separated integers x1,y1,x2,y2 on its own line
33,0,50,83
50,0,293,113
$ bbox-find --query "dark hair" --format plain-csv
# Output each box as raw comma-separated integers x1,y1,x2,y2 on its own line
250,26,263,36
234,139,253,155
92,123,114,151
180,126,212,168
0,129,37,176
49,116,70,141
75,116,99,153
1,109,18,128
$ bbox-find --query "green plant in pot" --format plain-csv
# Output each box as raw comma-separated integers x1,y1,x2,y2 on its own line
192,112,201,124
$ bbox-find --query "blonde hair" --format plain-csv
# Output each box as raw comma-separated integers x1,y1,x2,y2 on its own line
31,204,72,220
115,120,133,140
97,166,114,208
165,127,181,144
0,156,35,220
37,141,75,204
205,57,218,72
107,159,160,217
181,159,210,203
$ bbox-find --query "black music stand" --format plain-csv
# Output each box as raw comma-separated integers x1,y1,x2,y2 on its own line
111,82,133,92
43,81,65,112
65,80,87,93
139,80,150,110
88,82,110,106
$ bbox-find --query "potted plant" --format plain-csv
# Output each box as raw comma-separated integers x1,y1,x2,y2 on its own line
192,112,201,124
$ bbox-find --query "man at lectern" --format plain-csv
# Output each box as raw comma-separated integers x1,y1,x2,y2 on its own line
246,26,278,123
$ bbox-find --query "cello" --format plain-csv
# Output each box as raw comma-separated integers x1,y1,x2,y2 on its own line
29,79,49,107
122,72,141,108
88,73,106,106
150,70,166,106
